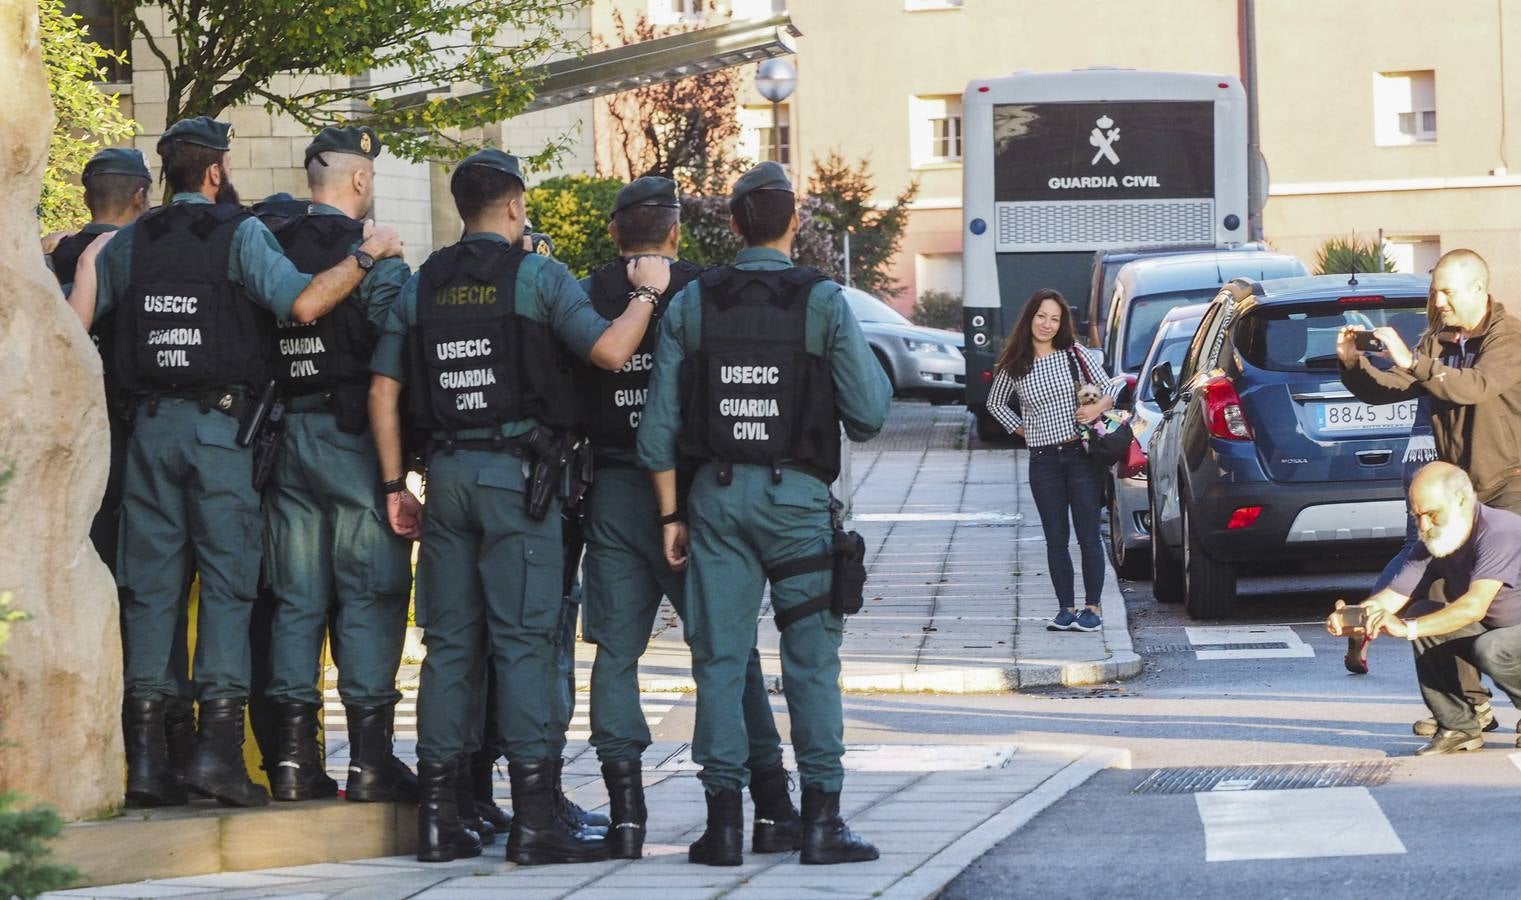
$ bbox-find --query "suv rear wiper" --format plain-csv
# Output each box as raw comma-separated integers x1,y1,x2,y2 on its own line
1302,354,1342,369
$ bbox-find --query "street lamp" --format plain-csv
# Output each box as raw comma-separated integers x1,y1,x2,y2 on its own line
755,58,796,166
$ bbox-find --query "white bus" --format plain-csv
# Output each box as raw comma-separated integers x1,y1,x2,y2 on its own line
961,69,1249,440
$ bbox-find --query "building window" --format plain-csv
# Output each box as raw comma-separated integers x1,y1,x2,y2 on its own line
906,0,963,9
732,0,784,18
1374,70,1436,145
652,0,702,25
911,95,963,167
740,105,791,166
916,253,964,298
65,0,131,83
1385,236,1441,275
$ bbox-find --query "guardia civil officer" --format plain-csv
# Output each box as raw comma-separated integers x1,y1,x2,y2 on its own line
367,149,671,865
577,176,802,860
51,149,200,782
66,116,407,809
255,126,418,804
637,162,892,866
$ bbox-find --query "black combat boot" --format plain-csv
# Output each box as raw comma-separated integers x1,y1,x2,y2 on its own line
343,703,419,803
269,701,339,801
182,698,271,807
456,753,496,846
748,763,803,853
600,758,647,859
122,696,188,808
554,758,610,833
164,696,198,784
471,750,512,832
505,759,610,866
799,785,879,865
687,788,744,866
417,757,483,863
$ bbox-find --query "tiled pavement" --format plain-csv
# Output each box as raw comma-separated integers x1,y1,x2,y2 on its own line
48,743,1125,900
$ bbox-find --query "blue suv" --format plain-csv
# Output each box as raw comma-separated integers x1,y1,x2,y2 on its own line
1146,273,1431,618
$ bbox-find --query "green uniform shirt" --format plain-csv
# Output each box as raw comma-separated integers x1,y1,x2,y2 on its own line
370,232,611,439
91,193,314,326
636,247,893,472
305,202,410,334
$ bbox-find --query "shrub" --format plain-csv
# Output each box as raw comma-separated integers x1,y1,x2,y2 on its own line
913,290,962,330
524,175,624,279
1314,234,1396,275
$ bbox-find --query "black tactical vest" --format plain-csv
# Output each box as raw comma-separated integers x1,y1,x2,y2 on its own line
114,203,273,395
405,240,576,435
262,213,375,399
53,230,120,384
676,266,841,481
577,258,702,449
51,230,95,287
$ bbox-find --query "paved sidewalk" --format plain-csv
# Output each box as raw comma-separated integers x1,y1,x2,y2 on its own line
579,404,1140,694
48,743,1127,900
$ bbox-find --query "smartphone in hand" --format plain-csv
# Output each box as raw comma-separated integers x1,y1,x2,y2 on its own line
1353,331,1385,353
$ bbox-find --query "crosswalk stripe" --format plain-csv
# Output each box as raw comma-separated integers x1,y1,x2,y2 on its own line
1194,787,1405,861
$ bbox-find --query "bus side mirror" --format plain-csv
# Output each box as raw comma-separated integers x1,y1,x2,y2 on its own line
1151,362,1177,410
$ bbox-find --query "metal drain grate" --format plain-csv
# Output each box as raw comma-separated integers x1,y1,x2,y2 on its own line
1132,761,1395,795
1138,642,1291,654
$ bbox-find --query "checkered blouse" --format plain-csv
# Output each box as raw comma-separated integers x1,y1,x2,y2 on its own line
985,345,1122,448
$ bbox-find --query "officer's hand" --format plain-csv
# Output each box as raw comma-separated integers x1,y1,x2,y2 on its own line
663,521,689,571
386,488,423,540
628,255,672,295
41,230,74,255
360,221,405,260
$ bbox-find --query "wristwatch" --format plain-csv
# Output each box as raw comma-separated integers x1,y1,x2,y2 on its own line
351,248,376,271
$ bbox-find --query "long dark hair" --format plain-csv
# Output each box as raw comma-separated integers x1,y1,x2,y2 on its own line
995,288,1077,378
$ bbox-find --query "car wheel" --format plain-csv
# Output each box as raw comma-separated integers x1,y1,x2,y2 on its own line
1182,497,1238,619
871,348,897,396
1149,484,1183,603
1109,482,1147,580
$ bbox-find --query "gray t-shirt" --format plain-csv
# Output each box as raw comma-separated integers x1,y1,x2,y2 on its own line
1391,504,1521,627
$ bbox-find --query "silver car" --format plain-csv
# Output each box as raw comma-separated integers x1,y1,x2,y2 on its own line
843,288,965,402
1109,304,1208,578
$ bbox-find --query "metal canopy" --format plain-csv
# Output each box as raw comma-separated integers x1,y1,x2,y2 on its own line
389,13,800,115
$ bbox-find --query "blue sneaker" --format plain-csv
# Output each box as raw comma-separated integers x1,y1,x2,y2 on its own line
1073,609,1102,632
1047,609,1079,631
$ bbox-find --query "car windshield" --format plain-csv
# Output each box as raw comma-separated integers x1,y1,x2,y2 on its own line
845,290,912,326
1138,328,1200,401
1236,300,1428,372
1122,289,1224,372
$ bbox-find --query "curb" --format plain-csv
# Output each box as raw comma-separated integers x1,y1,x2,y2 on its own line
877,744,1132,900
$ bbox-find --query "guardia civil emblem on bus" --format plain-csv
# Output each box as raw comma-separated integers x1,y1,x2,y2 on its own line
960,69,1249,440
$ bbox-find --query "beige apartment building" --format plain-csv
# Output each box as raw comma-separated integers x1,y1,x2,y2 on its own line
75,0,1521,300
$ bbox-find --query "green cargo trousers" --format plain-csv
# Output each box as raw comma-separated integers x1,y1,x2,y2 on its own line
414,449,567,766
686,464,845,794
263,410,413,707
118,399,263,701
582,466,784,767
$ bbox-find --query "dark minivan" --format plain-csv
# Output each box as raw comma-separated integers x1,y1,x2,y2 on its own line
1146,273,1432,619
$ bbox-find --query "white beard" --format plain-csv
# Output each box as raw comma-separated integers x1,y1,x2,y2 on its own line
1423,523,1470,559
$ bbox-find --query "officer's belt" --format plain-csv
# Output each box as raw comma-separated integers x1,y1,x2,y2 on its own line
428,435,532,457
706,460,832,486
592,453,639,471
767,553,834,631
283,393,336,413
135,388,250,419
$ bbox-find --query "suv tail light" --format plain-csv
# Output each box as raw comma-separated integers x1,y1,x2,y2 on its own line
1203,376,1253,440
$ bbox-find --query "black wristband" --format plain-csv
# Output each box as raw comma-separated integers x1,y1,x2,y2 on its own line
382,477,407,494
658,511,683,526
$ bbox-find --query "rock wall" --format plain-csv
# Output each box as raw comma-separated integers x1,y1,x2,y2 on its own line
0,0,124,820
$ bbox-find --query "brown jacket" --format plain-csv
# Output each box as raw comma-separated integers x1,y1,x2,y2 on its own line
1340,300,1521,503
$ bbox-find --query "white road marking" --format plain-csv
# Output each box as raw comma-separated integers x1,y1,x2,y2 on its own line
1509,752,1521,776
1195,787,1405,862
853,512,1024,522
1185,625,1315,660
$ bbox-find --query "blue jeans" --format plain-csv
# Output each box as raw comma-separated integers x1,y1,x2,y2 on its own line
1028,442,1106,609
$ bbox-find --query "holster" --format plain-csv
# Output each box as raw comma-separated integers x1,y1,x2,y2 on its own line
329,382,370,435
524,426,572,522
767,523,868,631
250,402,287,492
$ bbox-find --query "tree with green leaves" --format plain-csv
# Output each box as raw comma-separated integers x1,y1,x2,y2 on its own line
108,0,584,161
1313,234,1396,276
525,175,623,278
40,0,138,232
807,151,918,301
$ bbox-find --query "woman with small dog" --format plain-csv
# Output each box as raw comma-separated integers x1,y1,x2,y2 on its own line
985,289,1122,632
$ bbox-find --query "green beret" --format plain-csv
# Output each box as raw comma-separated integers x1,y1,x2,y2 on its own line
82,147,150,182
730,161,793,205
304,126,381,168
612,176,680,218
157,116,233,153
453,149,525,187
